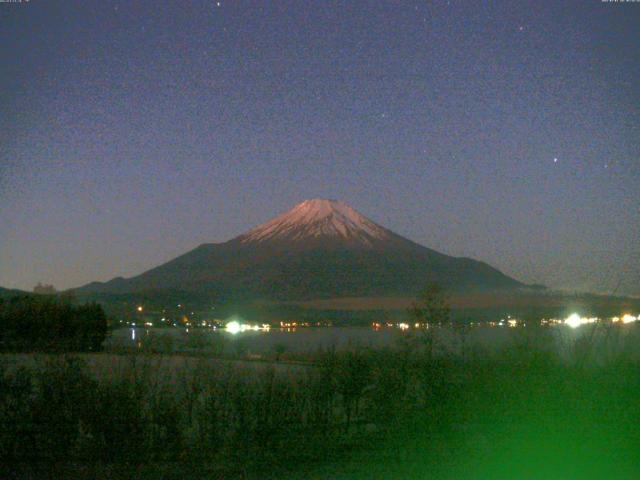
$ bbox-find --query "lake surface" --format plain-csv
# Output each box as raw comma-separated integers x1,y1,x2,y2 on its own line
105,324,640,359
108,326,407,354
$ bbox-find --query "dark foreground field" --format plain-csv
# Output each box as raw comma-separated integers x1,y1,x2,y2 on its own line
2,325,640,479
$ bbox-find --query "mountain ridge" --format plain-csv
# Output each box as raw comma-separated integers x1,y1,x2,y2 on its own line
75,199,525,299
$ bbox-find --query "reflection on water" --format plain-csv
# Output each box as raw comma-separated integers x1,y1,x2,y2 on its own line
112,326,404,354
106,323,640,358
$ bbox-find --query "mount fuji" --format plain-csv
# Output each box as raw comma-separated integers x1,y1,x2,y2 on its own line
76,199,524,300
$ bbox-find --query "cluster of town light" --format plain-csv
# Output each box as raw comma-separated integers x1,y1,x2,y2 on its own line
613,314,638,324
384,314,639,331
564,313,639,329
132,304,638,333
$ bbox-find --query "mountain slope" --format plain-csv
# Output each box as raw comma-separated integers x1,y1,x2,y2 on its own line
75,199,524,300
0,286,31,298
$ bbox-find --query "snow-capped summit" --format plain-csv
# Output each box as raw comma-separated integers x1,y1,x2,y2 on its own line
237,199,391,246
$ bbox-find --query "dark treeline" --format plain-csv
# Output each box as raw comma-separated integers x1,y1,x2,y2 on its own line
2,327,640,479
0,295,108,352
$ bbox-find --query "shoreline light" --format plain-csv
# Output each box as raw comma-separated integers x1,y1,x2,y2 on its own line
564,313,597,329
225,321,241,334
225,320,266,334
614,314,638,324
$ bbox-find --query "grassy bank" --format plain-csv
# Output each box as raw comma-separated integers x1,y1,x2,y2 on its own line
1,325,640,479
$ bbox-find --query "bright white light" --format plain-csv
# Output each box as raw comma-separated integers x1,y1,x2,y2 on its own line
226,321,241,334
565,313,583,329
398,323,409,331
564,313,598,328
224,319,268,333
622,314,636,324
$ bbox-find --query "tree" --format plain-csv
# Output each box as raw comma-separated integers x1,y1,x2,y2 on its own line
409,283,451,327
408,283,451,358
336,350,371,432
33,283,57,295
0,295,108,352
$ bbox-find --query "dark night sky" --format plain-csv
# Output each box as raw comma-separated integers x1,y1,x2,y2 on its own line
1,0,638,296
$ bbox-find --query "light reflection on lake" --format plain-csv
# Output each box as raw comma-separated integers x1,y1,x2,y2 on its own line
105,324,640,359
